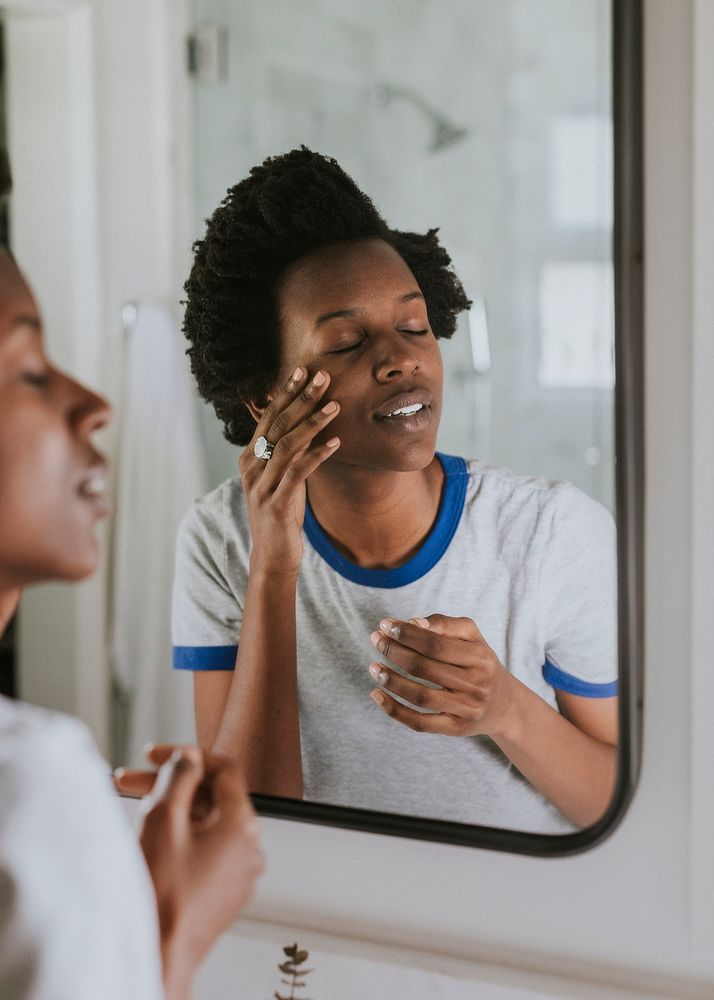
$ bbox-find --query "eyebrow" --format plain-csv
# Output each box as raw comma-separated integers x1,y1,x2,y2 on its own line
314,291,425,329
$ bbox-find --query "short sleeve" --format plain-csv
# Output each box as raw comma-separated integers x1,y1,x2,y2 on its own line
171,494,243,671
0,701,164,1000
539,484,618,697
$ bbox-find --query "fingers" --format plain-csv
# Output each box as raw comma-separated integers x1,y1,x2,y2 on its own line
371,617,486,672
369,663,477,721
368,631,473,690
368,662,470,715
414,614,483,641
271,436,341,505
113,743,197,798
143,746,204,821
143,743,193,767
259,366,318,440
113,768,157,798
241,367,340,490
259,398,340,489
369,689,466,736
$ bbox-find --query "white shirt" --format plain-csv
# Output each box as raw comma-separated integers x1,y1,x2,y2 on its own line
0,697,164,1000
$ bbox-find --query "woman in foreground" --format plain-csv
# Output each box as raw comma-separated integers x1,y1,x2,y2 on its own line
0,174,264,999
173,148,618,834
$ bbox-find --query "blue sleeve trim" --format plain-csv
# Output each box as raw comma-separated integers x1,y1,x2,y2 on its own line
173,645,237,671
543,658,618,698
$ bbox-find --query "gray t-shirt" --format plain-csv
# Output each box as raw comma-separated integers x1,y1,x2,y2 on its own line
172,454,617,834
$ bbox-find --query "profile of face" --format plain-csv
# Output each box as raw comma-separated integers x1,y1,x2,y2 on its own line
0,250,112,587
275,238,444,473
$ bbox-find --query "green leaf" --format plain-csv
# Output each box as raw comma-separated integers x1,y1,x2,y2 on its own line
283,943,298,957
294,949,309,964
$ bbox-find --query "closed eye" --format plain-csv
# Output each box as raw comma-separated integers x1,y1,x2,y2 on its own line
326,327,429,356
22,372,51,388
327,337,366,356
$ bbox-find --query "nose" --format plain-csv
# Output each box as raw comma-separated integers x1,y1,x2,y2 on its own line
372,332,420,383
66,376,114,436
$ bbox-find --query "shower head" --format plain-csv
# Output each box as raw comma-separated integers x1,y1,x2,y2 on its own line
371,83,469,154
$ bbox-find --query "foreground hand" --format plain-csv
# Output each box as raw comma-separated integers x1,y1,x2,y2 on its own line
241,365,341,576
127,745,265,999
368,614,518,739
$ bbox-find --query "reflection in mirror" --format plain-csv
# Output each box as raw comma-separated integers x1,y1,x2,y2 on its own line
169,0,619,838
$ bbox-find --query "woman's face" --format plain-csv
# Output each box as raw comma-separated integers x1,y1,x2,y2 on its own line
277,238,443,473
0,251,112,587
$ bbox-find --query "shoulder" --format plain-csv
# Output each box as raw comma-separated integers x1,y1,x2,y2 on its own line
176,474,250,556
0,698,102,802
179,475,245,532
0,699,130,851
449,458,614,562
462,458,611,523
458,457,566,524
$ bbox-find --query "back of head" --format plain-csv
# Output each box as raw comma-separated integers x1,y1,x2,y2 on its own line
183,147,470,446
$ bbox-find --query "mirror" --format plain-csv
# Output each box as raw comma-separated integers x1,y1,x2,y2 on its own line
172,0,642,852
3,0,642,855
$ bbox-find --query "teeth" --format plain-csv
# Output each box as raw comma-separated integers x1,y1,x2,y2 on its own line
79,474,106,498
386,403,424,417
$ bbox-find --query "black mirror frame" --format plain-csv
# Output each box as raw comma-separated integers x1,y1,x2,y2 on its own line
251,0,644,857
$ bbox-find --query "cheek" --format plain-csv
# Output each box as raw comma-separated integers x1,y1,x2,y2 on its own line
0,428,97,581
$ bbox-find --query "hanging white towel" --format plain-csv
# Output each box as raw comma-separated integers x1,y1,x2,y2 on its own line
111,302,208,766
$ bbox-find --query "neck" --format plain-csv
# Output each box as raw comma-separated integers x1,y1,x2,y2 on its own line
306,456,444,569
0,587,21,638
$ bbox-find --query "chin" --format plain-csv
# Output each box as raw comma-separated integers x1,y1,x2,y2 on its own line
384,437,439,471
49,538,102,583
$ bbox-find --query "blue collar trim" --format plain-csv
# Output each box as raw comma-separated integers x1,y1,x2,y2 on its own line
303,453,468,589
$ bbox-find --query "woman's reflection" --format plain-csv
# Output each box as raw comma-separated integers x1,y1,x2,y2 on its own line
172,148,618,833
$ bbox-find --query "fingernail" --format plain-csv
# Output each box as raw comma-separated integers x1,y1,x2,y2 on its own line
379,618,399,638
409,617,430,629
326,437,340,448
113,767,127,780
288,366,304,387
370,689,386,706
369,630,385,651
322,400,338,414
312,370,327,387
142,741,155,757
369,663,389,685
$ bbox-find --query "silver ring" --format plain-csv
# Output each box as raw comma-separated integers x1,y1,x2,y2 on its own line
253,436,274,461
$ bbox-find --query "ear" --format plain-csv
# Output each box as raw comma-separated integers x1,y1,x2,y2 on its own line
245,393,274,425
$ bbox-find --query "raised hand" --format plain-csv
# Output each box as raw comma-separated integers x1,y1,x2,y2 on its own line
125,745,265,1000
367,614,519,740
240,366,340,577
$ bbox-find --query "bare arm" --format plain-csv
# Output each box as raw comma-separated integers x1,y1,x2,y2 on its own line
202,568,303,797
488,684,617,827
123,745,264,1000
193,365,340,798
